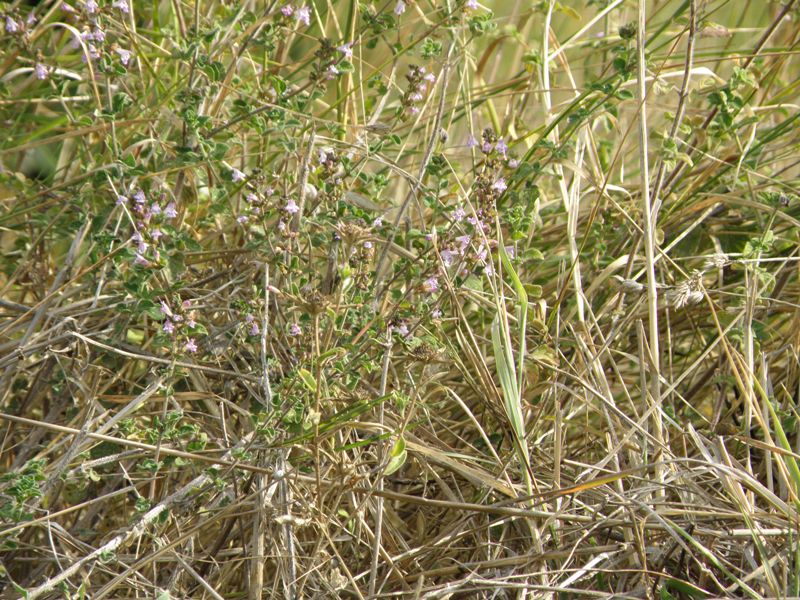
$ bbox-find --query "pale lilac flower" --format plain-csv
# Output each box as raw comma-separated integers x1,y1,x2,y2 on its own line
133,253,149,266
295,5,310,26
5,17,19,33
453,206,466,221
394,0,406,15
467,216,479,227
492,177,507,193
116,48,132,66
150,202,161,215
409,106,420,115
410,92,423,102
476,244,488,263
496,139,508,155
423,72,436,83
85,0,98,13
508,158,519,169
372,216,383,228
423,276,439,293
133,189,146,204
230,168,245,182
246,193,258,203
466,134,478,148
364,241,373,249
184,338,198,353
151,228,163,241
456,234,471,253
187,316,197,328
431,309,442,318
137,241,147,253
26,12,36,26
61,3,77,14
86,44,100,61
289,323,302,336
465,0,479,9
173,314,183,322
281,5,294,17
264,186,275,196
505,245,516,258
278,219,287,232
325,64,339,79
249,321,260,336
337,42,353,59
92,28,105,42
116,195,128,205
112,0,129,13
164,202,178,219
284,198,300,214
163,320,175,334
237,215,248,224
441,249,455,267
484,263,494,276
34,63,48,80
481,141,492,153
182,300,191,309
160,300,172,317
396,323,409,336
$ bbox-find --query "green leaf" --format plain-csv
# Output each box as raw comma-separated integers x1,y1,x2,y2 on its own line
297,368,317,393
384,437,407,476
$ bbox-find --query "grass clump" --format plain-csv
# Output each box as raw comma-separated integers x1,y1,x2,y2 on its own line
1,0,800,597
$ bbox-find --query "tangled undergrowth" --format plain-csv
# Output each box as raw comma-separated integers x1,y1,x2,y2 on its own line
1,0,800,598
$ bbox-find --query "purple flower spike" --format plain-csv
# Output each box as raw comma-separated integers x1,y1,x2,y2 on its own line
284,198,300,214
164,202,178,219
296,5,311,26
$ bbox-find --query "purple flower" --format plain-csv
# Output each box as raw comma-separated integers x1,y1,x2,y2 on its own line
284,198,300,214
26,12,36,26
295,5,310,26
150,202,161,215
230,168,245,182
505,245,516,259
182,300,191,309
5,17,19,33
116,48,132,66
133,253,149,266
184,338,198,353
278,219,287,232
431,309,442,318
394,0,406,15
465,0,479,9
249,322,260,336
508,158,519,169
160,301,173,317
116,195,128,205
372,217,383,228
92,28,105,42
325,64,339,79
396,323,409,337
496,138,508,155
337,42,353,59
151,228,163,241
85,0,98,13
364,241,373,249
164,202,178,219
441,249,455,267
289,323,302,336
133,190,146,204
163,320,175,334
246,193,258,203
456,235,471,253
481,141,492,153
423,276,439,293
492,178,507,193
281,5,294,17
112,0,129,13
423,72,436,83
466,134,478,148
34,63,48,80
187,317,196,328
137,241,147,253
453,206,466,222
237,215,248,224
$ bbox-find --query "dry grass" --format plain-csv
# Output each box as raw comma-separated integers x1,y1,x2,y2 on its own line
1,0,800,598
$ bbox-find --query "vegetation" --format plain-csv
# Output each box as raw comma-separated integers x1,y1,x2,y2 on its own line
1,0,799,597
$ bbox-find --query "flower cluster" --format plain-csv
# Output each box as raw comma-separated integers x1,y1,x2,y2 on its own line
159,298,202,354
117,188,178,268
279,4,311,28
56,1,134,70
401,65,436,117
